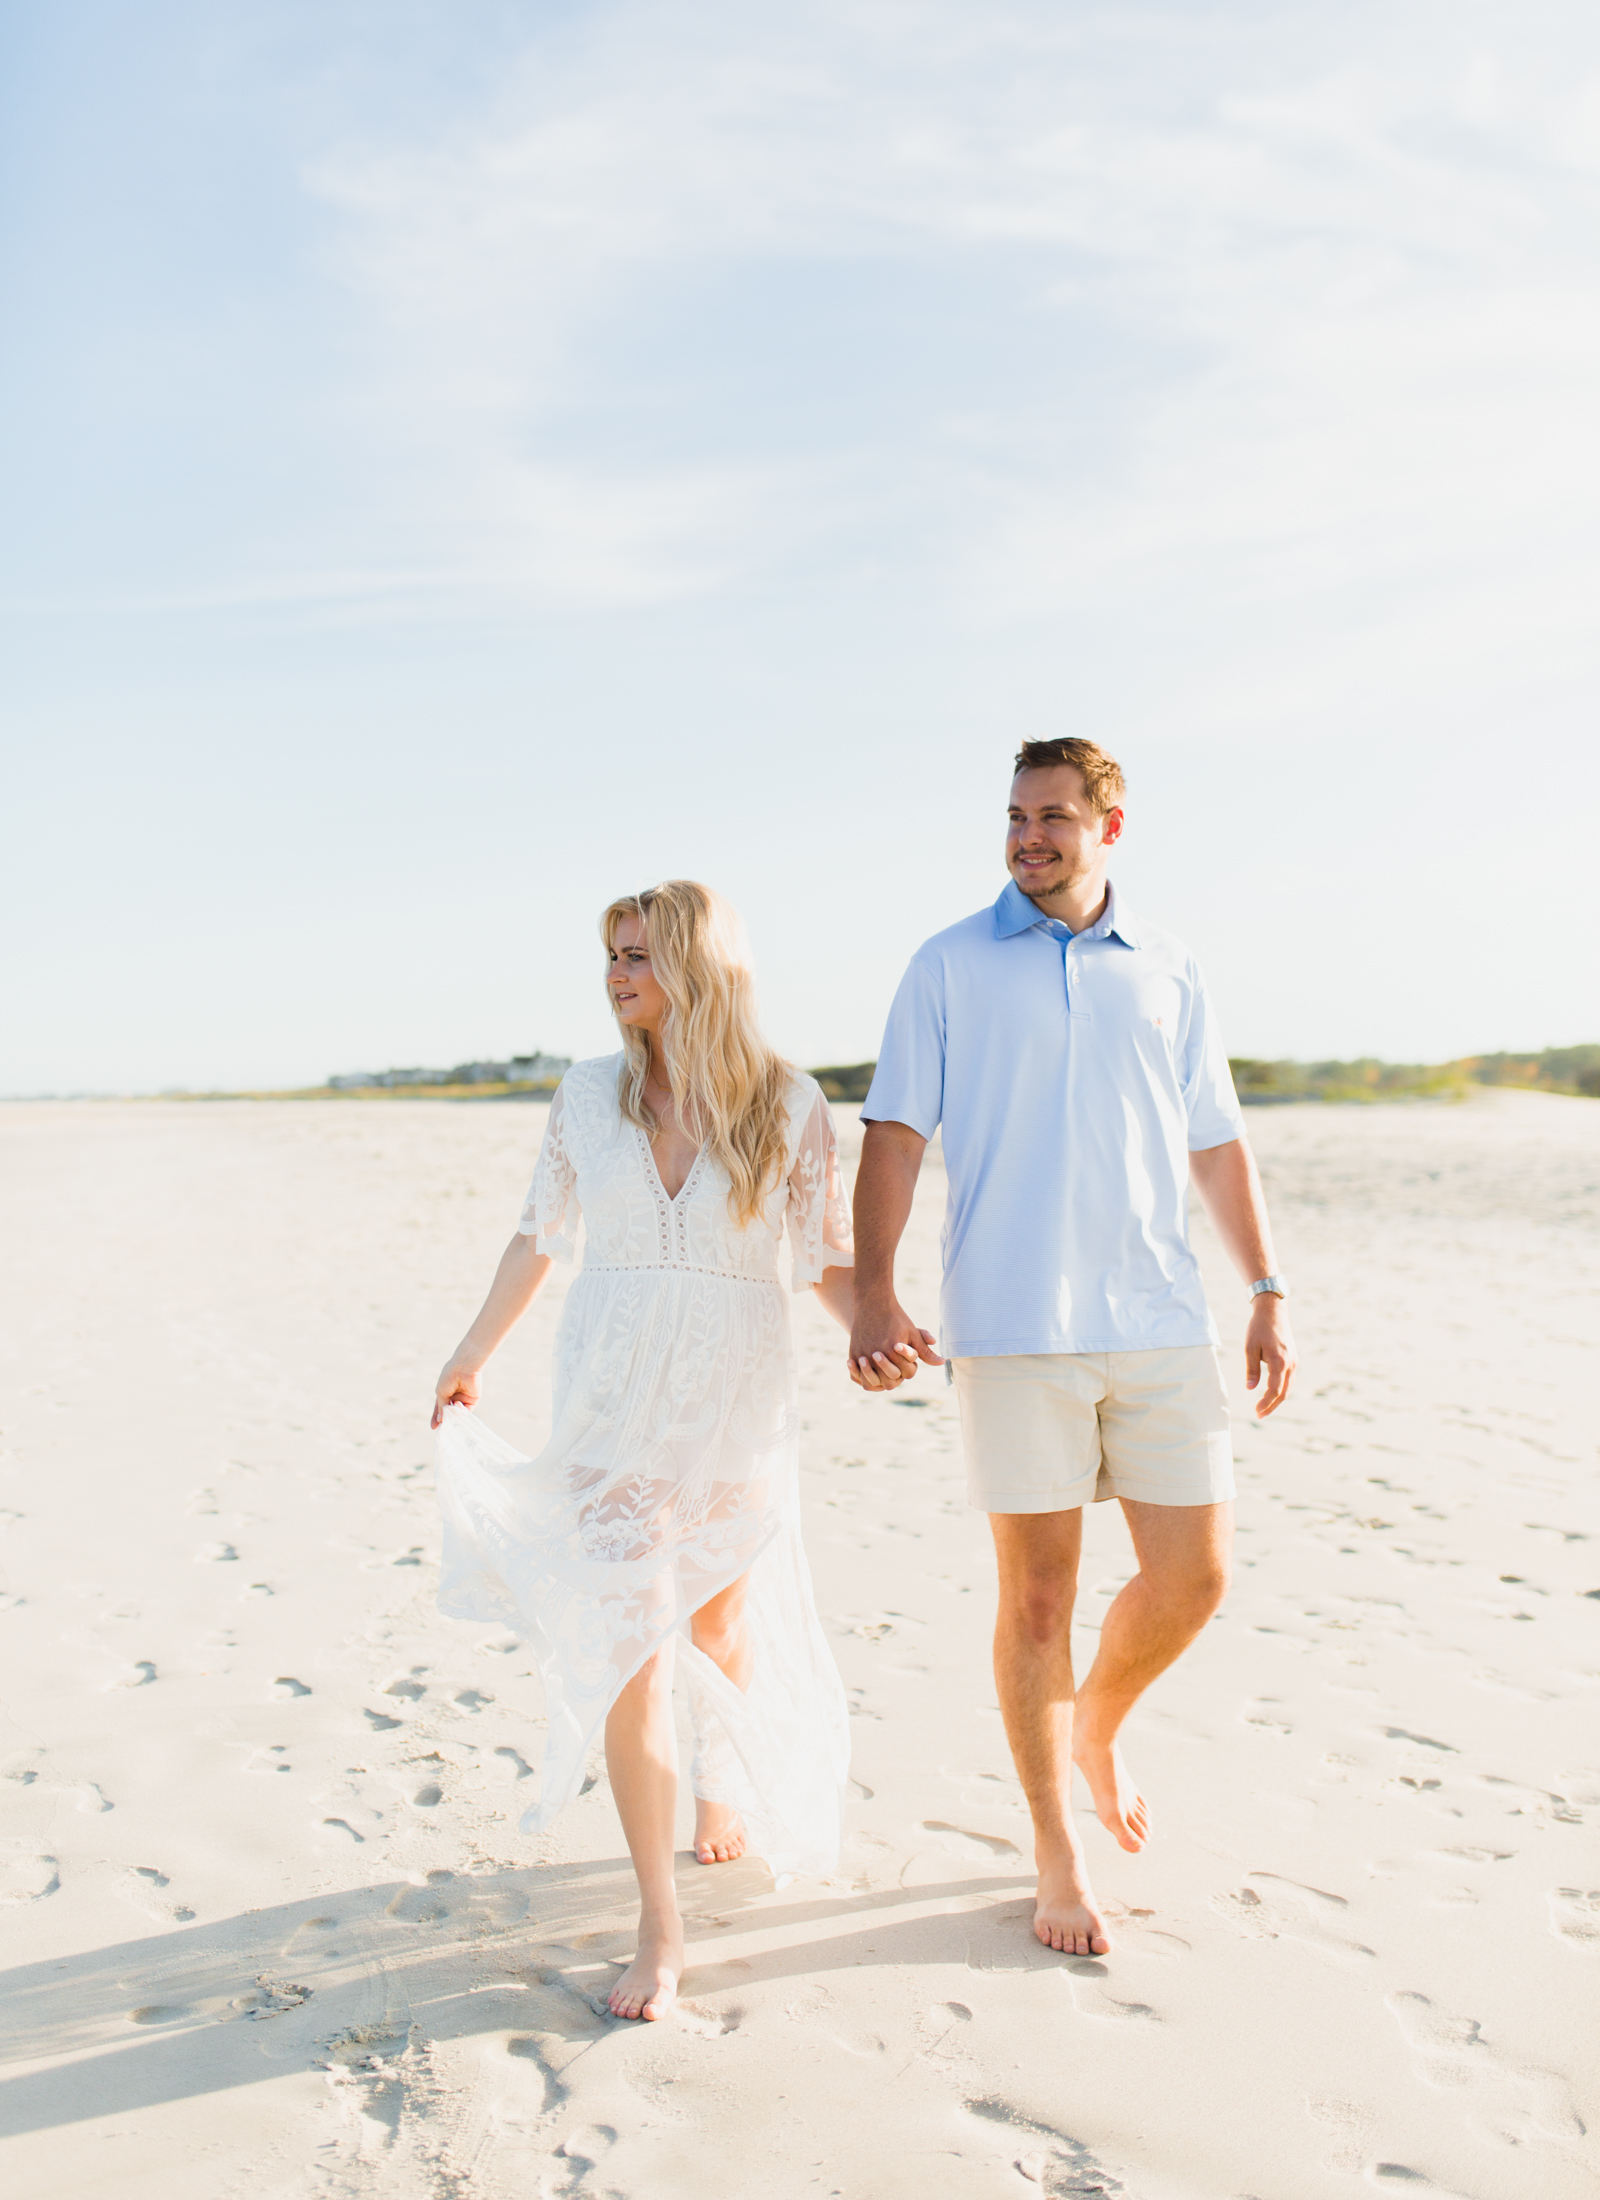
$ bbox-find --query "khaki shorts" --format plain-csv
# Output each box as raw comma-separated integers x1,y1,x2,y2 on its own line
951,1345,1234,1514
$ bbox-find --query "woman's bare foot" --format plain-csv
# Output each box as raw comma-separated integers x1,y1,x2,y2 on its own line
1033,1836,1111,1957
693,1797,746,1865
1071,1729,1149,1854
607,1915,684,2021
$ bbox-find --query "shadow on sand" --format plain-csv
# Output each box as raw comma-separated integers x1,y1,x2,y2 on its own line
0,1852,1063,2138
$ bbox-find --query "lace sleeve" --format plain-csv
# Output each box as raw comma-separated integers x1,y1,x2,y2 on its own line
786,1084,854,1293
516,1079,580,1261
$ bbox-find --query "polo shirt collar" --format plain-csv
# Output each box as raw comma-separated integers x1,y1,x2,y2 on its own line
993,878,1141,949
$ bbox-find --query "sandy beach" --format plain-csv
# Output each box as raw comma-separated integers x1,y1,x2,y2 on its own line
1,1087,1597,2200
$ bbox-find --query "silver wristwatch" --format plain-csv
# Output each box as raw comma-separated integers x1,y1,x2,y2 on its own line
1249,1274,1290,1301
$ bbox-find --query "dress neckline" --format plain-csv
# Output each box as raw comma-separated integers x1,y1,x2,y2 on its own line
634,1123,707,1208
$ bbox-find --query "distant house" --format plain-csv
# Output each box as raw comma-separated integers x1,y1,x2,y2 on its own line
326,1052,572,1093
506,1053,570,1084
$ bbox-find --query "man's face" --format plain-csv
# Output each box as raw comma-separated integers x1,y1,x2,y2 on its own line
1005,766,1123,904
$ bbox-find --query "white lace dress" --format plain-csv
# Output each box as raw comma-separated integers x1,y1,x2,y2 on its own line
434,1054,854,1878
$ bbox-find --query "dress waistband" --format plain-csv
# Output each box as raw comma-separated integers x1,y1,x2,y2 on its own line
578,1262,780,1286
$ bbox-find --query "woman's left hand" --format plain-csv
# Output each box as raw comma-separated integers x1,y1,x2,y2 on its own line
431,1359,481,1429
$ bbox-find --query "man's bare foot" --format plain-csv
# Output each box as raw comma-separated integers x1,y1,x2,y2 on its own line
1033,1838,1111,1956
693,1797,746,1865
1072,1730,1149,1854
607,1917,684,2021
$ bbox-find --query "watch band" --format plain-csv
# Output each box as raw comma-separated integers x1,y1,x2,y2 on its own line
1249,1275,1289,1300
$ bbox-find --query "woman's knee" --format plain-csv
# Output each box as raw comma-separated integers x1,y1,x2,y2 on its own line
690,1612,741,1665
619,1646,672,1701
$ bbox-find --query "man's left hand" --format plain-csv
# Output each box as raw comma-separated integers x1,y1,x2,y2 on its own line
1245,1297,1296,1417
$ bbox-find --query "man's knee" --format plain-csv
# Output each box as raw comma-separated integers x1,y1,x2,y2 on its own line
1155,1548,1230,1626
1002,1568,1076,1646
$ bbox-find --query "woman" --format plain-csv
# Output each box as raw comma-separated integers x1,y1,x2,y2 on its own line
431,882,902,2023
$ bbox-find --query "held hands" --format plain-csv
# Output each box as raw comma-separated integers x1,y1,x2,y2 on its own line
431,1359,482,1430
847,1296,942,1392
1244,1296,1297,1418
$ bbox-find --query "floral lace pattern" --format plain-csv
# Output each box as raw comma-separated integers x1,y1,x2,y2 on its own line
434,1055,853,1877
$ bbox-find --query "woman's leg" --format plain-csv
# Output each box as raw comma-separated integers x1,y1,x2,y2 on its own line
604,1641,683,2020
688,1572,752,1864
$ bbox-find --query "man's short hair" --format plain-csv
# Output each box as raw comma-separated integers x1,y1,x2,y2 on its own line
1013,738,1126,815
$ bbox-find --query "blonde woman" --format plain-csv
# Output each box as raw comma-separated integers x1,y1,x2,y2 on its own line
432,883,901,2022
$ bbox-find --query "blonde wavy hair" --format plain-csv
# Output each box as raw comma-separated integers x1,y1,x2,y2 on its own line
601,881,793,1227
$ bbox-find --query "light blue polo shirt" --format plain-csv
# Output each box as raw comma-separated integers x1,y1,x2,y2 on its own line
862,880,1246,1358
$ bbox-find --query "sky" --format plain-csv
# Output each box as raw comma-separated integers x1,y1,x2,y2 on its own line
3,0,1599,1093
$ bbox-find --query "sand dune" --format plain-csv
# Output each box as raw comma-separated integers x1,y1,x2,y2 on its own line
1,1088,1597,2198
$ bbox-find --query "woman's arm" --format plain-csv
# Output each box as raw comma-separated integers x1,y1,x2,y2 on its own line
431,1233,554,1426
811,1262,929,1391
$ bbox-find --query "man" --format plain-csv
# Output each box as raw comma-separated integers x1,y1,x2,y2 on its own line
849,738,1295,1958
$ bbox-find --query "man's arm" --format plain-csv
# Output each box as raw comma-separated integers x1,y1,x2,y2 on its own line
848,1120,942,1390
1187,1137,1297,1418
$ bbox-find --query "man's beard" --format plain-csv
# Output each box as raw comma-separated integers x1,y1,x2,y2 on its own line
1012,852,1083,903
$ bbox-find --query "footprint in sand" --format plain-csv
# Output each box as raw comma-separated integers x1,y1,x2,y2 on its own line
119,1865,195,1922
3,1753,111,1813
196,1542,239,1563
2,1853,59,1903
1386,1989,1585,2147
1547,1889,1600,1949
232,1977,313,2019
555,2126,617,2166
273,1676,312,1698
1243,1697,1294,1735
491,1746,535,1783
1102,1906,1191,1958
964,2099,1130,2193
944,1769,1027,1814
1209,1874,1375,1966
1307,2095,1376,2174
495,2036,568,2125
109,1660,157,1689
363,1709,403,1732
1066,1975,1159,2022
920,1820,1022,1861
383,1676,428,1701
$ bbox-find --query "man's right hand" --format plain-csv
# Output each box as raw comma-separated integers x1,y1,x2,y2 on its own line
848,1299,942,1391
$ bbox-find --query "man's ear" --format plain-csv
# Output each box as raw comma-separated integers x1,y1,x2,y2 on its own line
1101,805,1125,847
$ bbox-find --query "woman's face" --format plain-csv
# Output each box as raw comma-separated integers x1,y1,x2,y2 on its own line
607,915,669,1038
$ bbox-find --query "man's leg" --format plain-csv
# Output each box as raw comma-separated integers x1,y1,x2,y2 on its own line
1072,1498,1232,1852
989,1508,1110,1958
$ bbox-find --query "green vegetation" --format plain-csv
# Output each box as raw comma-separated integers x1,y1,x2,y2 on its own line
810,1063,878,1104
820,1047,1600,1107
1227,1058,1469,1103
1229,1046,1600,1104
167,1045,1600,1108
1464,1045,1600,1097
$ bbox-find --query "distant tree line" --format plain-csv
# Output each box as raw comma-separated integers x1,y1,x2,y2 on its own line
319,1046,1599,1108
811,1048,1600,1107
1228,1046,1600,1103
